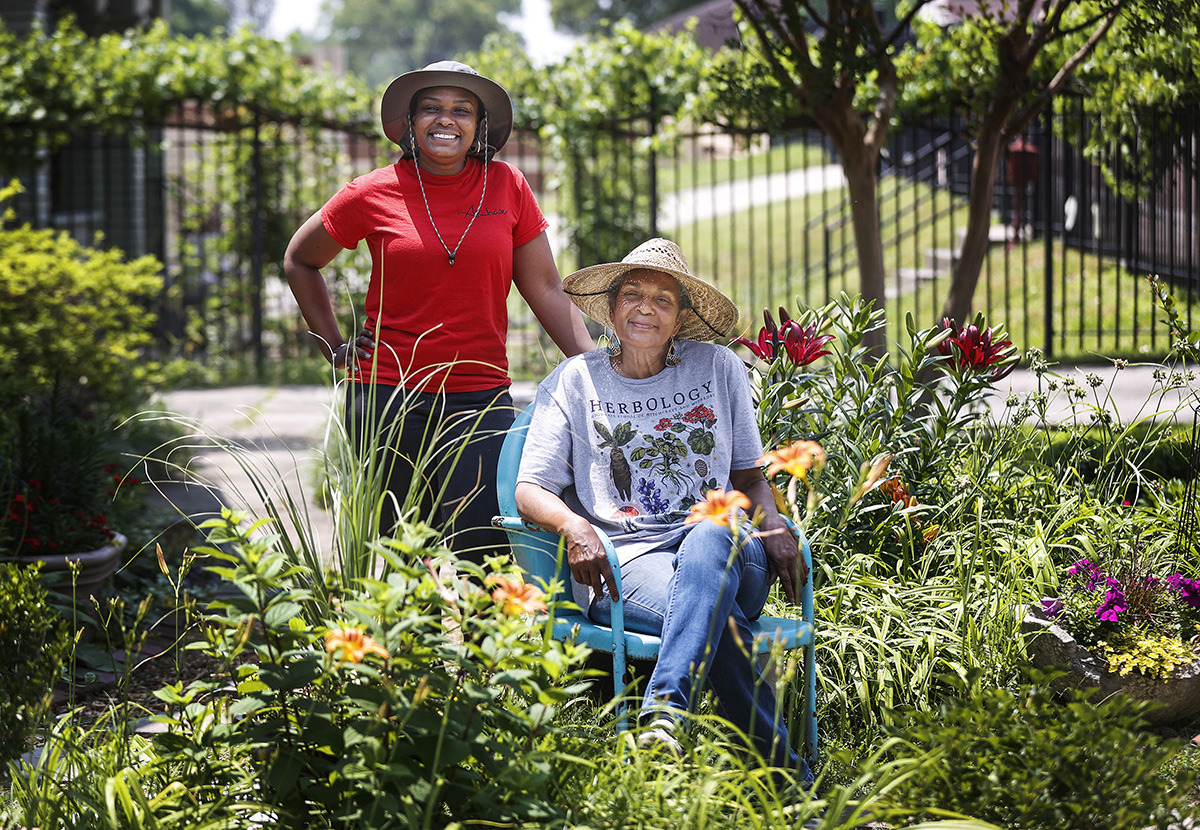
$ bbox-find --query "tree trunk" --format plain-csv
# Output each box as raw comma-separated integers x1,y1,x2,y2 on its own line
940,113,1011,327
841,142,888,354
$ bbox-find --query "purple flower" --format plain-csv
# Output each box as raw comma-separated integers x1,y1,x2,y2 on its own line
1165,574,1200,609
636,478,670,515
1095,587,1128,623
1040,597,1064,617
1068,558,1102,591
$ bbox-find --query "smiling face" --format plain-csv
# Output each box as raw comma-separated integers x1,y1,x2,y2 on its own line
410,86,480,175
609,269,691,356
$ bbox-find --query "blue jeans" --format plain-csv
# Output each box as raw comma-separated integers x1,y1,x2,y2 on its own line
590,520,810,777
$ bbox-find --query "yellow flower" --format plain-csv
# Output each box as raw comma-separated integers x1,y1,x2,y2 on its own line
758,441,826,480
486,574,548,616
325,627,389,664
685,488,752,528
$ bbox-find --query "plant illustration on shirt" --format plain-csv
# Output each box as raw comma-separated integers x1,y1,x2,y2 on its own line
631,432,691,490
627,404,719,513
636,477,670,514
594,420,637,501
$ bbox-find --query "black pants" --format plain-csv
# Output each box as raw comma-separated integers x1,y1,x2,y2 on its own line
344,383,515,567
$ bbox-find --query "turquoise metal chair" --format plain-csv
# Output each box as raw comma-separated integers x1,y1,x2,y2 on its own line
492,401,818,765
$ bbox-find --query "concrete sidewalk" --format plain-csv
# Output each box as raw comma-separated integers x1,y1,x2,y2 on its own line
144,385,343,554
149,363,1197,557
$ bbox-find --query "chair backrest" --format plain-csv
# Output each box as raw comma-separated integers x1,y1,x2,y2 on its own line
496,402,575,603
494,402,531,518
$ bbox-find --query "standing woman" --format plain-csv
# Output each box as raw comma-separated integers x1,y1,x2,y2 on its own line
284,61,592,566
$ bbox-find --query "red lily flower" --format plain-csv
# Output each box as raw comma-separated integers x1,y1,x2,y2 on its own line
733,307,834,366
936,318,1017,381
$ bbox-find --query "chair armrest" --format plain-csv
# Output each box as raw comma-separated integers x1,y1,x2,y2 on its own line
494,515,544,533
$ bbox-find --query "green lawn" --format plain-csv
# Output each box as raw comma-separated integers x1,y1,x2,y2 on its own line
655,136,834,194
510,155,1197,379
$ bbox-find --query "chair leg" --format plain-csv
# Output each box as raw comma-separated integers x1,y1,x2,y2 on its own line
804,641,818,765
613,647,631,733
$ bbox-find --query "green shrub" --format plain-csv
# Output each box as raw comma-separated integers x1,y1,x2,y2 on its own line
0,562,70,766
11,511,596,828
1025,422,1195,489
743,294,1020,574
880,673,1199,829
0,180,163,411
0,378,155,559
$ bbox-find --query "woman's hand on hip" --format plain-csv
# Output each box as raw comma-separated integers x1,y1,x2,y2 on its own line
333,329,375,368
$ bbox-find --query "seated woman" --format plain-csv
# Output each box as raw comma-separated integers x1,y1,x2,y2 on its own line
514,238,811,775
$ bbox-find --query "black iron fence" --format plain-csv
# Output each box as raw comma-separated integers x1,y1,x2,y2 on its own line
3,94,1197,382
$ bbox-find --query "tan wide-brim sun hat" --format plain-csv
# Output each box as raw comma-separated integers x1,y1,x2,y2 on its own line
563,238,740,342
380,60,513,155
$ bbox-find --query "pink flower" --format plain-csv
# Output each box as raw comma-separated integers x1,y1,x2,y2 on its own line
1168,574,1200,609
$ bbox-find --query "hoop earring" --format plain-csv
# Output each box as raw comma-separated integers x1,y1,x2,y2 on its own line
665,338,681,367
474,112,489,157
602,332,621,357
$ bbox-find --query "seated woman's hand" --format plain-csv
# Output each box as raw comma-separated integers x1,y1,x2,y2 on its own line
761,527,805,605
562,515,620,602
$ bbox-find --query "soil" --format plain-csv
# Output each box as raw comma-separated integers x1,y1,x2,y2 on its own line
51,628,225,724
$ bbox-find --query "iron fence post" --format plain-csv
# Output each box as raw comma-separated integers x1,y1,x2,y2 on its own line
648,85,658,239
1040,115,1054,360
251,111,265,379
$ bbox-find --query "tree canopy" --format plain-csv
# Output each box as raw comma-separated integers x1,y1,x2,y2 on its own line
170,0,230,36
547,0,707,35
319,0,521,87
715,0,1200,334
0,18,375,171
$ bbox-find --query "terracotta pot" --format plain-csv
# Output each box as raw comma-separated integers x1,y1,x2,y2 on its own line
1021,604,1200,726
3,533,127,599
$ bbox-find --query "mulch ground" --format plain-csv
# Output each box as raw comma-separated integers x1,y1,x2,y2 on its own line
51,628,226,724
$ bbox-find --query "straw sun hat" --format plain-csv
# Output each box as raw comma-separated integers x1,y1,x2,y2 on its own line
563,238,739,342
380,60,513,154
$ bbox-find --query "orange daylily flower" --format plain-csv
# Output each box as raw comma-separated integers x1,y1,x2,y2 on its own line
487,574,548,616
862,454,893,492
758,441,826,481
685,488,752,528
325,627,389,664
849,453,893,506
880,476,918,508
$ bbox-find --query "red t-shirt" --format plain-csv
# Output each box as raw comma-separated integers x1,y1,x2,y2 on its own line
321,158,549,392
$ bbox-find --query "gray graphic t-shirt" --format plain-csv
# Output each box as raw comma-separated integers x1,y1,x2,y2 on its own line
517,341,764,608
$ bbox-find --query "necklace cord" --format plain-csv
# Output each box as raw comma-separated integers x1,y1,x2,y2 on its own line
409,112,490,266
